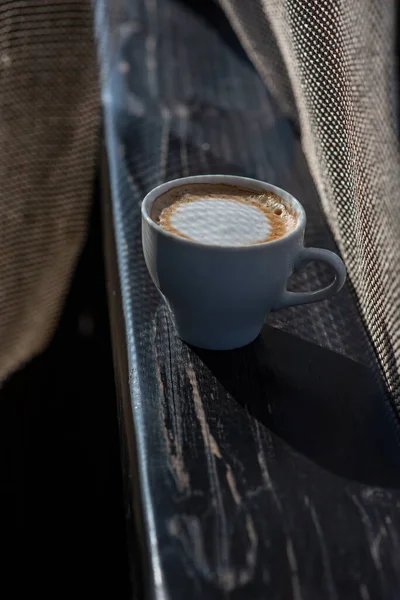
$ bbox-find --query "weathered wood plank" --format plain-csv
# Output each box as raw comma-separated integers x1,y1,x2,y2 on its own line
98,0,400,597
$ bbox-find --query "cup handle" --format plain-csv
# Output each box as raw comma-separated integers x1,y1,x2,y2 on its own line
274,247,347,310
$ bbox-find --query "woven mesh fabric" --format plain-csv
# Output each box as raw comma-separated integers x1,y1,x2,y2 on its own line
218,0,400,403
0,1,99,382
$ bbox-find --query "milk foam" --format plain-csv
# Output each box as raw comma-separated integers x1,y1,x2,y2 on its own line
152,183,296,246
169,197,271,245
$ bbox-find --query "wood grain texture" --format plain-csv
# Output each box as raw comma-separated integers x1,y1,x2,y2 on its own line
97,0,400,597
103,226,400,598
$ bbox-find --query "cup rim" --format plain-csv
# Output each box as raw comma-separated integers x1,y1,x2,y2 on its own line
141,175,306,250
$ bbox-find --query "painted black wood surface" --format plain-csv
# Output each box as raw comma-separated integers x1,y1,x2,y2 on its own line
103,152,400,599
98,1,400,598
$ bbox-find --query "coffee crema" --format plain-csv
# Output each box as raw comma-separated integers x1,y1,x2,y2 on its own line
151,183,297,246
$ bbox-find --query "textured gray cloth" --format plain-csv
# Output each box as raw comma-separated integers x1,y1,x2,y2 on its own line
219,0,400,404
0,1,99,381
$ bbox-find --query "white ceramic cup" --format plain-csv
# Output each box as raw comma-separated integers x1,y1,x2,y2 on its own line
142,175,346,350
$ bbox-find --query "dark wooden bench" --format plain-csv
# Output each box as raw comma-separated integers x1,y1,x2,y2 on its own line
97,1,400,597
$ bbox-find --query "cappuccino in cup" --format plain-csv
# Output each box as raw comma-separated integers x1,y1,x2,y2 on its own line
142,175,346,350
151,183,297,246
